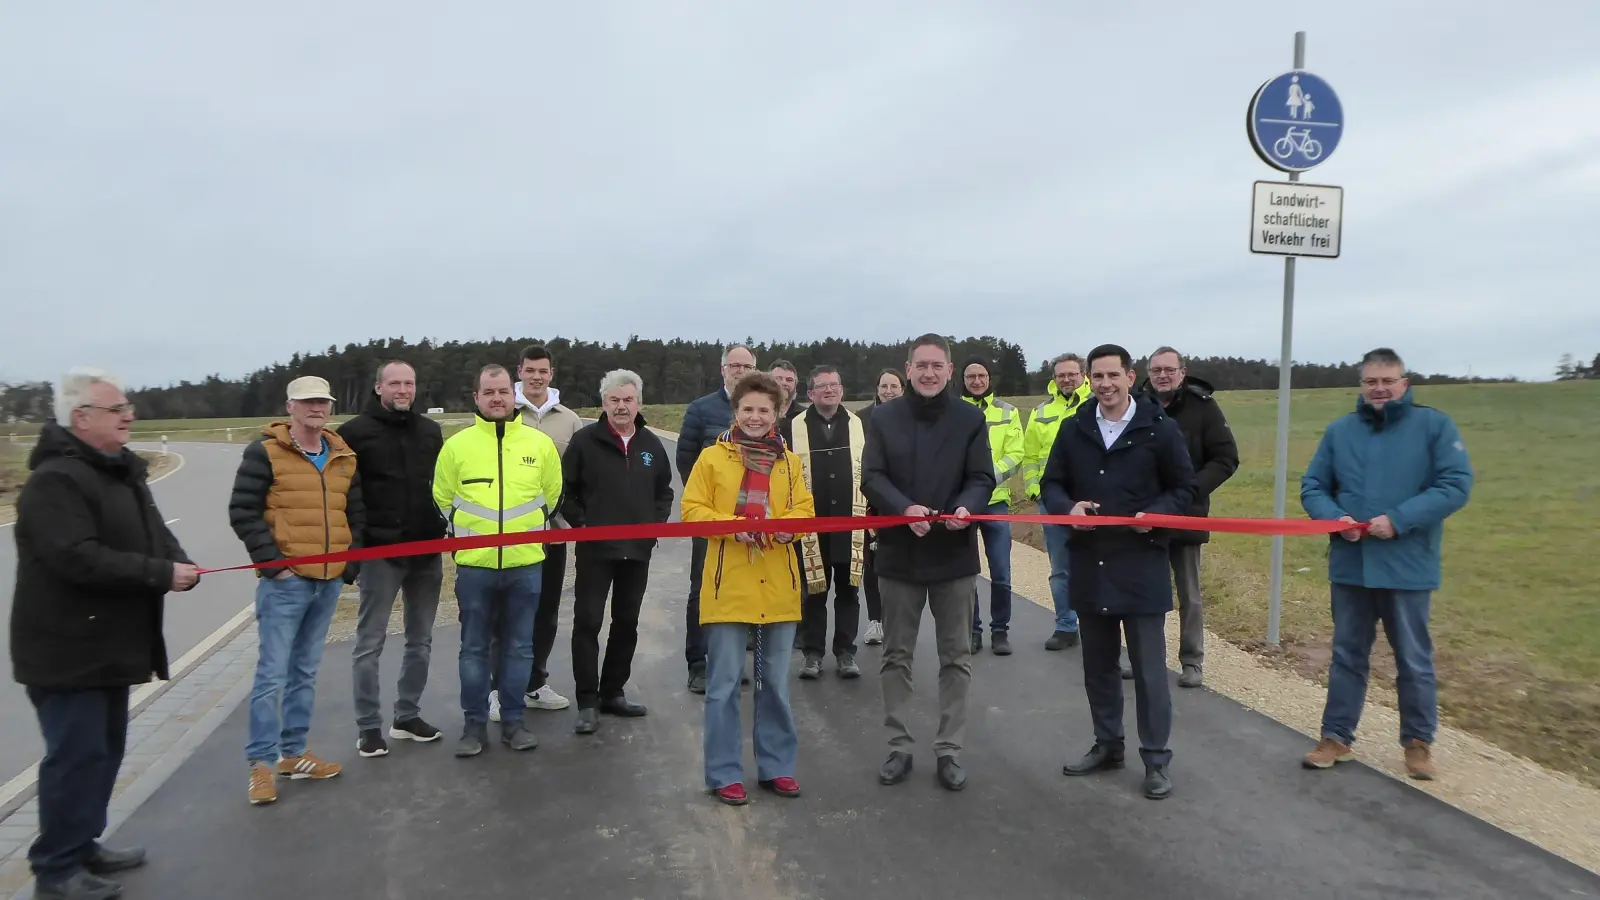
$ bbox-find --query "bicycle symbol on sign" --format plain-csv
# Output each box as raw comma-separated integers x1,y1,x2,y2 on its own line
1273,127,1322,161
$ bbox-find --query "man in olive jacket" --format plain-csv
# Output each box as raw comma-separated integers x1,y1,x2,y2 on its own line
1042,344,1196,801
11,368,199,900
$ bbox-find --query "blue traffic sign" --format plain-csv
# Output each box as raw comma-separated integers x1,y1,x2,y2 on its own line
1247,70,1343,172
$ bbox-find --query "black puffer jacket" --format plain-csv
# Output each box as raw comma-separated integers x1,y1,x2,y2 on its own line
10,423,190,688
1135,375,1240,544
336,399,446,550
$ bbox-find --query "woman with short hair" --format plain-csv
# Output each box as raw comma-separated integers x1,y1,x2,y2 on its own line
681,371,816,805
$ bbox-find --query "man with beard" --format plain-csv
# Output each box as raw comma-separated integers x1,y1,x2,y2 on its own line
433,365,563,757
958,358,1025,656
1120,347,1239,688
861,333,994,791
792,365,866,681
1043,344,1195,800
340,360,448,757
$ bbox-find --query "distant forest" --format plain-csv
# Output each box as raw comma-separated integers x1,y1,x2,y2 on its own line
1,334,1531,422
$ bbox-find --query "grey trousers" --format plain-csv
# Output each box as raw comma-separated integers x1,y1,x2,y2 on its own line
879,575,976,759
352,556,444,731
1083,611,1173,767
1171,543,1204,669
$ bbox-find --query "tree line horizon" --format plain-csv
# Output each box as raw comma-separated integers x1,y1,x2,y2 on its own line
2,334,1567,423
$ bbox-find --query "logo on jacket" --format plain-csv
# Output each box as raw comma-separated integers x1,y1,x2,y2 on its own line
522,455,537,466
640,452,654,467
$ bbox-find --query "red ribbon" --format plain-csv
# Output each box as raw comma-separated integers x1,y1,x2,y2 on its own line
196,512,1365,574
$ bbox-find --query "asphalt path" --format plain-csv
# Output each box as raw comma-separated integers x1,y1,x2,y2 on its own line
81,432,1600,898
0,440,254,786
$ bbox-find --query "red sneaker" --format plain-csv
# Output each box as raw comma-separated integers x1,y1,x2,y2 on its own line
761,776,801,797
713,783,748,805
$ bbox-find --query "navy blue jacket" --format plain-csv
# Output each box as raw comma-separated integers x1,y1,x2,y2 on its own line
675,388,732,484
1040,397,1197,616
1300,389,1473,591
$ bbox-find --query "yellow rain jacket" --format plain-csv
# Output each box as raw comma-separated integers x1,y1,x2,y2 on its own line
961,393,1026,507
1023,379,1092,499
680,434,816,626
433,414,563,569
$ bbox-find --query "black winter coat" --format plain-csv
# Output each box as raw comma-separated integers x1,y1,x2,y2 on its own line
562,416,675,562
10,423,190,688
675,389,731,484
861,391,995,583
1135,376,1240,544
336,400,447,550
1040,397,1198,616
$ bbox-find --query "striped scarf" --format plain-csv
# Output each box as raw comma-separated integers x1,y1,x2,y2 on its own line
725,427,785,522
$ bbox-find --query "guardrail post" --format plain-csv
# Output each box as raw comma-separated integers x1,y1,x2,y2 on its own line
161,435,169,457
226,428,233,442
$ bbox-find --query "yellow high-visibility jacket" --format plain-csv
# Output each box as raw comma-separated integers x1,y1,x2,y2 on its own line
1023,380,1092,500
960,393,1026,507
433,414,563,569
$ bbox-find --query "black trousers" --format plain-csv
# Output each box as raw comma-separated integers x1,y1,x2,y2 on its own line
685,537,708,671
26,685,130,882
862,540,882,622
490,541,567,695
1079,611,1173,767
800,556,861,659
571,557,651,709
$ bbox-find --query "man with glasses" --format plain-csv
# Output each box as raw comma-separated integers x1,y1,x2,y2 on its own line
1300,348,1472,781
1122,347,1239,687
791,366,866,681
675,343,758,693
13,368,198,899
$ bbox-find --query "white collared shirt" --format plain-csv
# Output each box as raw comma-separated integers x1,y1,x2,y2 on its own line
1095,396,1136,449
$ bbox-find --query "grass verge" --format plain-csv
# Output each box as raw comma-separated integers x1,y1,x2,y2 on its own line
0,446,180,525
1010,381,1600,788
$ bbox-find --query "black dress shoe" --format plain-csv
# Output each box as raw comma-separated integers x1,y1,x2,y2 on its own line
574,707,599,734
970,632,982,654
878,751,913,785
936,756,967,791
1143,765,1173,799
599,695,647,717
1062,743,1126,776
87,842,146,874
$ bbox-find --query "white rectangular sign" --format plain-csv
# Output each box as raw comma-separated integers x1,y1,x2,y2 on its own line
1250,180,1342,258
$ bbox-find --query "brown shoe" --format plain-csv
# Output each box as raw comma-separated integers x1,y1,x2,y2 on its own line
248,761,278,805
1302,737,1353,769
277,750,341,780
1404,739,1436,780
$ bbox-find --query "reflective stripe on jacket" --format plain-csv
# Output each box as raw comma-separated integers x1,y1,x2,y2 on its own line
432,414,564,570
1023,380,1092,501
960,394,1025,506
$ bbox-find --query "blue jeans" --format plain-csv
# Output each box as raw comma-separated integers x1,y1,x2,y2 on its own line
247,574,342,765
1322,583,1437,746
456,563,542,727
1043,524,1079,632
972,500,1013,633
703,621,798,790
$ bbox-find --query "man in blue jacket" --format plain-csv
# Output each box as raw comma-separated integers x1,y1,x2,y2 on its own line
1300,348,1473,781
674,343,758,693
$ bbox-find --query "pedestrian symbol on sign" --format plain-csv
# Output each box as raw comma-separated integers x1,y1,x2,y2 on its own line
1248,69,1344,173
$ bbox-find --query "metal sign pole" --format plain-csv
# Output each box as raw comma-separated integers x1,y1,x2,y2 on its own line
1265,30,1307,647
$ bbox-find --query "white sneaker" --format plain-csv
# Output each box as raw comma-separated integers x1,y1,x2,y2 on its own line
525,684,571,710
488,689,501,723
864,621,884,645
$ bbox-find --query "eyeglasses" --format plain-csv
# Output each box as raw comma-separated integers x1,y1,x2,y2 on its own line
79,403,136,416
812,383,842,392
1148,367,1182,376
724,363,755,372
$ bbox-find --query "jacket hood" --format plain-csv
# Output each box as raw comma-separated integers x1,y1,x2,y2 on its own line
28,421,143,476
514,383,563,415
364,396,419,423
1137,374,1215,407
959,357,994,401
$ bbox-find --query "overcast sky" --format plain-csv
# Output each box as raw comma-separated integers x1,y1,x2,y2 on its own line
3,3,1596,388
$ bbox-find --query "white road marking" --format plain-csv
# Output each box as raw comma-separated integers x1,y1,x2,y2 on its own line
0,449,186,530
165,518,180,525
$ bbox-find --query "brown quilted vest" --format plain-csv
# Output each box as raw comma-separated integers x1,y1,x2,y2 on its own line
261,422,358,579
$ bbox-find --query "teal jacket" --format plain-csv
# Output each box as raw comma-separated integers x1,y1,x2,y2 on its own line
1300,389,1473,591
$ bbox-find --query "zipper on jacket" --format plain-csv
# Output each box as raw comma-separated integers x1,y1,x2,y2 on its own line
713,542,726,600
318,464,330,580
497,427,506,570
